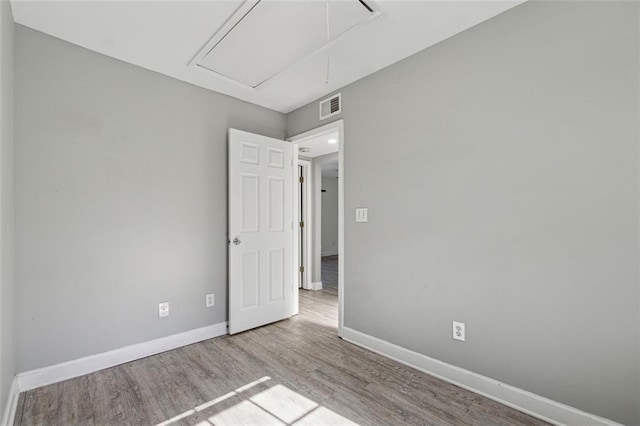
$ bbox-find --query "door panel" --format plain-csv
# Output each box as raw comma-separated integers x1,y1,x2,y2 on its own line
229,129,293,334
268,177,285,231
269,248,285,301
241,174,259,232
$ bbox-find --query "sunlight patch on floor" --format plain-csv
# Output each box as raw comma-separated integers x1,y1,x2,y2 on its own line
209,399,285,425
156,376,358,426
156,376,272,426
296,406,358,425
250,384,318,423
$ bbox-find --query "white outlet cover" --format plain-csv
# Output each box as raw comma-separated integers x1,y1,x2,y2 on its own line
159,302,169,318
206,293,215,308
453,321,465,342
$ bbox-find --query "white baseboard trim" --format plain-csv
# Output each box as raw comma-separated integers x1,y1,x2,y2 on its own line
309,281,323,291
17,321,228,392
321,251,338,257
341,327,621,426
1,377,19,426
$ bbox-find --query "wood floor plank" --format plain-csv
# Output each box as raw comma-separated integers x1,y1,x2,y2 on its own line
15,285,548,426
321,255,339,295
463,397,549,426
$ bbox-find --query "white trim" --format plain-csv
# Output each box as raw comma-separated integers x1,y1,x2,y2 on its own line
309,281,323,291
298,159,312,291
337,122,344,338
342,327,622,426
288,119,345,337
1,377,19,426
303,160,313,291
291,147,301,315
321,251,339,257
16,322,228,392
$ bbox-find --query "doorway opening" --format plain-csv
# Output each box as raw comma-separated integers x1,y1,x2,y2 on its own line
289,120,344,336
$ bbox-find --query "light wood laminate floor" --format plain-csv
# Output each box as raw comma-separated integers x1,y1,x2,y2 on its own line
15,290,548,426
321,255,338,295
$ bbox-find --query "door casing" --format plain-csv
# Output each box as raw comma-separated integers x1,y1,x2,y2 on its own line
298,159,312,291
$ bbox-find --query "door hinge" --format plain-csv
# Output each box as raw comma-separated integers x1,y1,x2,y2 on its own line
299,266,304,273
299,176,304,183
299,221,304,228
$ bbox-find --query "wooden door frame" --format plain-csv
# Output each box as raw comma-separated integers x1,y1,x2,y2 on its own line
288,120,345,337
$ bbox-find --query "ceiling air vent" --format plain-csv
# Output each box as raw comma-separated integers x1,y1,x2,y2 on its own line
319,93,342,120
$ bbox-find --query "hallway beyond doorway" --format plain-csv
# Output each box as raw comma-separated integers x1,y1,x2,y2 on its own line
321,255,338,295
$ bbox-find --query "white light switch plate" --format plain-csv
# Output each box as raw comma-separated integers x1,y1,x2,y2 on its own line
355,208,368,222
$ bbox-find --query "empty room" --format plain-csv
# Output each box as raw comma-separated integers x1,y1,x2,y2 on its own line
0,0,639,425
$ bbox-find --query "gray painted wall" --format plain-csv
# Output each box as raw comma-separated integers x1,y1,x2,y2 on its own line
0,0,14,410
288,2,640,424
321,177,338,256
14,26,286,372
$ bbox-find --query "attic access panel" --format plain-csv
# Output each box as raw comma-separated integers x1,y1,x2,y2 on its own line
191,0,380,89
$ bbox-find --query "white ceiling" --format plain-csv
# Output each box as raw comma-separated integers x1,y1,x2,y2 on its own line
194,1,375,89
10,0,525,113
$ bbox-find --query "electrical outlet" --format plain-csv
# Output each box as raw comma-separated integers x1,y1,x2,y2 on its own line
453,321,465,342
159,302,169,318
205,293,215,308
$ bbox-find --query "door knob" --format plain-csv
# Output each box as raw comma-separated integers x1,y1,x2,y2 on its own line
232,237,242,246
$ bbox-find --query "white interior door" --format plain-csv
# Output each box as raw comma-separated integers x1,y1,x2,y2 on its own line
229,129,294,334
